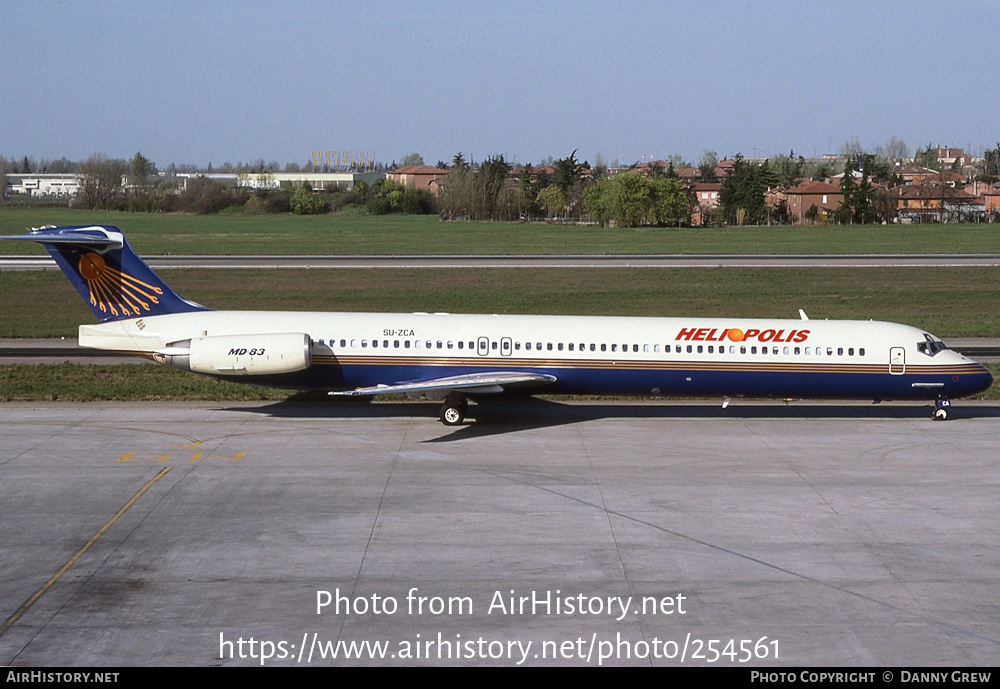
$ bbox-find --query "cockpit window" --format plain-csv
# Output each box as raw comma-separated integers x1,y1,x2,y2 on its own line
917,334,948,356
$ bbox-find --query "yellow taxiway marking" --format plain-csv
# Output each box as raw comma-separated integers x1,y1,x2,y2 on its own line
0,467,172,638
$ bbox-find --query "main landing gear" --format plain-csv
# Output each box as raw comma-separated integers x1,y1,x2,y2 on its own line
933,398,951,421
439,392,468,426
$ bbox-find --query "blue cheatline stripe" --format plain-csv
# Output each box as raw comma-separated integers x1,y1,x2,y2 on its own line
206,360,992,401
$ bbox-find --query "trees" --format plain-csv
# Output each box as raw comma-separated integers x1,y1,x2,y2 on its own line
75,153,126,209
290,182,329,215
836,155,876,224
0,157,7,201
536,185,566,219
401,153,425,166
698,150,719,182
440,154,518,221
579,172,689,228
718,155,775,225
128,152,154,194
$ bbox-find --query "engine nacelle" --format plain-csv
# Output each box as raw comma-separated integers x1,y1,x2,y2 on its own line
159,332,312,376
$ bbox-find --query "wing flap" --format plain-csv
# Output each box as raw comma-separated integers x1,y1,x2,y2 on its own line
330,371,557,397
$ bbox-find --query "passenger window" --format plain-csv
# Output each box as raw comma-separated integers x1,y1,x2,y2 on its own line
804,347,810,355
686,345,693,353
362,340,368,348
547,343,553,351
601,344,607,352
340,339,347,348
848,348,854,356
837,347,843,356
458,341,464,349
827,347,833,355
740,346,746,354
525,342,532,351
654,344,660,353
492,342,498,350
372,340,379,348
697,345,703,353
590,344,596,352
783,346,790,355
611,344,617,352
437,341,443,349
394,340,400,348
447,341,454,349
751,346,757,354
404,340,410,349
558,343,564,351
860,348,865,356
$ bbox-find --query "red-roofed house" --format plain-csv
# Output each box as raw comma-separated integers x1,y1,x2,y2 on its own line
784,181,843,223
387,165,449,191
895,185,984,223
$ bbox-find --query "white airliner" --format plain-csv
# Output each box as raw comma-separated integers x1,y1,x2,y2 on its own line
2,225,992,424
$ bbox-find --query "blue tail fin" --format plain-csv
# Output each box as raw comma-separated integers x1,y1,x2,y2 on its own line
1,225,210,322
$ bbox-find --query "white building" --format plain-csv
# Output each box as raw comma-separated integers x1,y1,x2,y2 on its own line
7,173,81,197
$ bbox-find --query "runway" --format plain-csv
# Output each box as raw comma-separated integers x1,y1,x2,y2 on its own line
4,253,1000,270
1,400,998,666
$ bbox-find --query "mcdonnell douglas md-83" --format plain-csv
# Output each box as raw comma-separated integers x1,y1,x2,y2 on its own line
2,225,992,424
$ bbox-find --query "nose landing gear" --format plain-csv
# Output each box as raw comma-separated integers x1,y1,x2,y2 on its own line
933,398,951,421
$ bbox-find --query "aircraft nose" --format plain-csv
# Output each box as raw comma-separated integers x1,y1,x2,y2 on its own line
968,363,993,396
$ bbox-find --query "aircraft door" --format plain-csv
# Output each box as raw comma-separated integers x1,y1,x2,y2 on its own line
501,337,512,356
477,337,489,356
889,347,905,375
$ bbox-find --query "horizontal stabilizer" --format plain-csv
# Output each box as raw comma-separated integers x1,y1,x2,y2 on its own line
330,371,557,397
1,231,121,248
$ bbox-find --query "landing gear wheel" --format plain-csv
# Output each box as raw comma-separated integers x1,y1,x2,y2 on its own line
439,395,468,426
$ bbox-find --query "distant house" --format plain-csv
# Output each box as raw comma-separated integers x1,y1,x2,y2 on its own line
676,166,701,182
689,182,721,226
897,166,964,187
387,165,448,191
933,146,966,169
713,159,735,178
969,182,1000,219
784,181,843,223
895,185,984,223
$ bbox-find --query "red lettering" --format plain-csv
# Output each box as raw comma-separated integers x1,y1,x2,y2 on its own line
717,329,730,341
760,329,776,342
773,329,786,342
676,328,697,341
705,328,718,341
744,329,760,341
693,328,710,341
793,330,810,343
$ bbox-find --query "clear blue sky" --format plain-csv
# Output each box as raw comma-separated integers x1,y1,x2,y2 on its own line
3,0,998,169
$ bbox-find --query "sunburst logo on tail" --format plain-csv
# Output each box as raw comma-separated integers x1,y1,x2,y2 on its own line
77,252,163,317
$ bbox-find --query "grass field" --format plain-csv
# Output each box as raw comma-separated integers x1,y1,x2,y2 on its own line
2,207,1000,255
3,266,1000,338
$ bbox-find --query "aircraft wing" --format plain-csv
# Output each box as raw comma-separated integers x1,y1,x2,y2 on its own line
329,371,557,397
